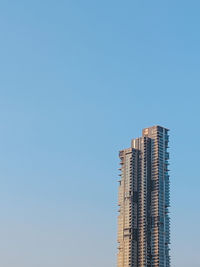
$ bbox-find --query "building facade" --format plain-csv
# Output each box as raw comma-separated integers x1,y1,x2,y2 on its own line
117,126,170,267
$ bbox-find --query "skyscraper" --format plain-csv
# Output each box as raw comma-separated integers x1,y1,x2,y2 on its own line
117,126,170,267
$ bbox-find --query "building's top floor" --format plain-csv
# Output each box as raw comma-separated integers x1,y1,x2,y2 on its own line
142,125,169,137
119,125,169,155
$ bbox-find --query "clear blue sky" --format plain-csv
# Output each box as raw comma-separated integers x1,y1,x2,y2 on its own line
0,1,200,266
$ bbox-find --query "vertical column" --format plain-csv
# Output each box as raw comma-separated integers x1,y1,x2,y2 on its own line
164,130,170,267
118,148,137,267
137,138,147,267
131,149,139,267
143,126,170,267
132,137,151,267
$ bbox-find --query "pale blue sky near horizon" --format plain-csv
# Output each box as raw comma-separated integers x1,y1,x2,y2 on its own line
0,1,200,266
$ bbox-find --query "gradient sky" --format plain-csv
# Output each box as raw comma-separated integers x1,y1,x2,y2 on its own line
0,1,200,266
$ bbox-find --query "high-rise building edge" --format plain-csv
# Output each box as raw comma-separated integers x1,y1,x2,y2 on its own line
117,125,170,267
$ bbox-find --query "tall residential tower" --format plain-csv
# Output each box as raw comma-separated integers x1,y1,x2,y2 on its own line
117,126,170,267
